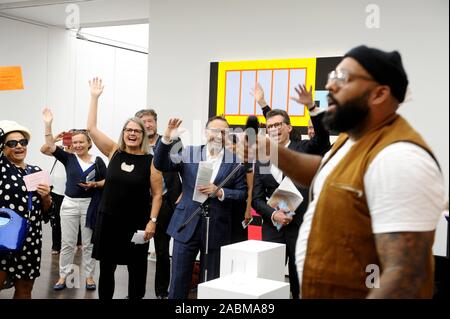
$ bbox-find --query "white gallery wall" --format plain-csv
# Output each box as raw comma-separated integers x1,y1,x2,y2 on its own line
0,16,148,169
0,17,48,165
147,0,448,183
147,0,449,254
0,0,448,254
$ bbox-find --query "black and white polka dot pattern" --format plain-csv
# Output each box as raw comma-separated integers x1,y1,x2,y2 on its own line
0,128,4,152
0,156,44,280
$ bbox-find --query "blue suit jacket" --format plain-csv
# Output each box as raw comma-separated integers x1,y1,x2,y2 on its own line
153,141,247,249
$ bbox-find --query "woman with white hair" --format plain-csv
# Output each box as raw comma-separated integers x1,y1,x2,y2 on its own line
0,121,52,298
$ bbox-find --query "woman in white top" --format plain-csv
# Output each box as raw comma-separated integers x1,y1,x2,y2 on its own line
41,108,106,291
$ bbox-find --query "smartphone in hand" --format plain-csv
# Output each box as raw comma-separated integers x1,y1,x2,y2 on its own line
62,132,73,147
85,170,96,182
241,217,253,229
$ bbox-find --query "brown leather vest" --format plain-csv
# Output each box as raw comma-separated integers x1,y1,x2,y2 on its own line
302,114,438,298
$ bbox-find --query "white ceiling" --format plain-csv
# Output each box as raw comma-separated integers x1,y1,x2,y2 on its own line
0,0,149,27
83,23,149,50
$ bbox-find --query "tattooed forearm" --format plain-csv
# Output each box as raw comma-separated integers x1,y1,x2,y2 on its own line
367,231,435,299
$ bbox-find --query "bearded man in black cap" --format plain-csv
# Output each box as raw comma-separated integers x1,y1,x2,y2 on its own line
235,45,446,298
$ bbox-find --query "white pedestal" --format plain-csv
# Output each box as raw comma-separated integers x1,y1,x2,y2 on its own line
220,240,286,282
198,274,290,299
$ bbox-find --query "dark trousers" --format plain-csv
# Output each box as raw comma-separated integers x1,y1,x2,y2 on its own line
286,237,300,299
154,196,174,297
50,192,64,251
98,243,149,299
169,219,221,299
230,201,248,244
262,225,300,299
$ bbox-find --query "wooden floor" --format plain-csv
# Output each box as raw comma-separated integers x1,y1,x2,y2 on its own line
0,222,185,299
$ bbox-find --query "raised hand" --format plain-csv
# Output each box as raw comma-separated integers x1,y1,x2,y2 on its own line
89,77,104,98
42,108,53,125
250,83,268,107
290,84,314,109
53,132,64,144
87,76,117,158
163,118,183,142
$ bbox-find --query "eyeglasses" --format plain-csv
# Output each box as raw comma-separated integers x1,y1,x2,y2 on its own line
123,128,144,134
5,139,29,148
327,70,375,87
266,122,286,130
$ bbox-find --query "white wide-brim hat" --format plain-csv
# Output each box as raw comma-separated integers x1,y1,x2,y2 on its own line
0,120,31,141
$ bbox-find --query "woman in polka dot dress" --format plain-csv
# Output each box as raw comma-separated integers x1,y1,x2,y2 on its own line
0,121,52,299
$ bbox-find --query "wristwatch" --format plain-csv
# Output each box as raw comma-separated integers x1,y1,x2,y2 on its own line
308,103,317,112
150,217,157,223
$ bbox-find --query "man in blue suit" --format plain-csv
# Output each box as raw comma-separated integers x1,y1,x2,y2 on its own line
153,116,247,299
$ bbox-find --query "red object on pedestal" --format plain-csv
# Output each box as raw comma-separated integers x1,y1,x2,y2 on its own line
247,208,262,240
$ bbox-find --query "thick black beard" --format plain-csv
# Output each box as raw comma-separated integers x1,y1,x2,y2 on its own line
322,92,370,133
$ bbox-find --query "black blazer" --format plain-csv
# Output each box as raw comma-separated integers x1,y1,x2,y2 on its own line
262,105,331,155
252,141,312,222
252,112,330,242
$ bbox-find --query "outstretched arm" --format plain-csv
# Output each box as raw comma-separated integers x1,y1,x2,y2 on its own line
251,83,270,118
153,118,184,172
41,131,64,156
42,108,57,154
276,142,322,188
233,136,322,188
87,77,117,158
367,231,435,298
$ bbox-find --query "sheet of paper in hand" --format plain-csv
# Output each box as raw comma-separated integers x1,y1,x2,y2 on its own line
23,170,51,191
267,176,303,212
131,230,149,244
192,161,213,203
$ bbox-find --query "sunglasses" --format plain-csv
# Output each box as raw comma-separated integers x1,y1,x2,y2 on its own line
69,129,89,134
5,139,29,148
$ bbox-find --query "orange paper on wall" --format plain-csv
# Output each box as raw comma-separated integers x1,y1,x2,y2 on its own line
0,66,24,90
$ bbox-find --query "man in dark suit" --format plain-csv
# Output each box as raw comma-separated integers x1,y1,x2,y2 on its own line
252,86,330,299
153,116,247,299
135,109,182,299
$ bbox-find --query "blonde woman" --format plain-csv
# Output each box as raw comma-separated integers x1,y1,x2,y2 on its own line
42,109,106,291
87,78,163,299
